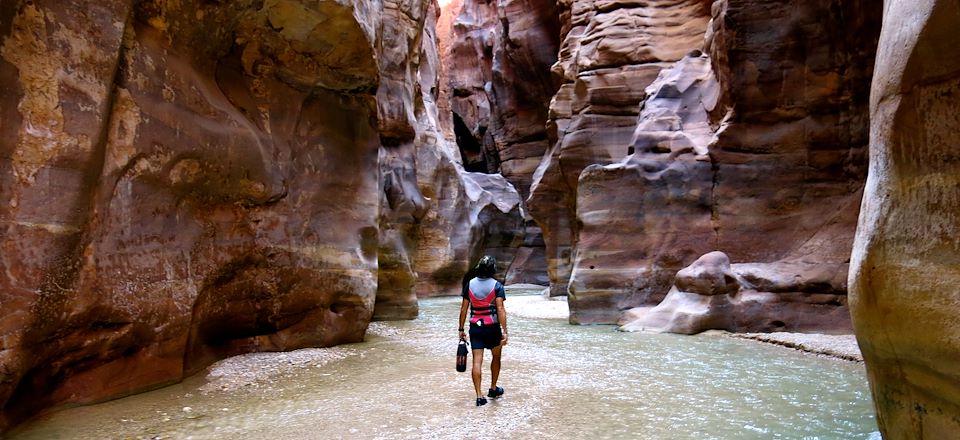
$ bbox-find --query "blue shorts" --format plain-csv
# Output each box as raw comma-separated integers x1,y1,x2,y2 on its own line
469,322,502,350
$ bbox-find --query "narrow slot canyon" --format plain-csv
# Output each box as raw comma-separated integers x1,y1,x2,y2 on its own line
1,0,959,438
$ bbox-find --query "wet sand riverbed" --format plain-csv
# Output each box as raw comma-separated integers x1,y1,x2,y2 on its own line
10,286,878,439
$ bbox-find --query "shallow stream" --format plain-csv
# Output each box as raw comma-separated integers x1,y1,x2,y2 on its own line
11,288,879,439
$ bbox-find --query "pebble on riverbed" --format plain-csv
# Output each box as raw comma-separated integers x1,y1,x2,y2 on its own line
199,347,358,394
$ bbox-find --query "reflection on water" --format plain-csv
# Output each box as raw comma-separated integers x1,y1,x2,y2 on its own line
11,292,879,439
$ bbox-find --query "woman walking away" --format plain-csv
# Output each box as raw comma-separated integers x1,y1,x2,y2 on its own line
458,255,508,407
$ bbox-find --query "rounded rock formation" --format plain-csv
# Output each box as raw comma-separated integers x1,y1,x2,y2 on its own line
850,0,960,437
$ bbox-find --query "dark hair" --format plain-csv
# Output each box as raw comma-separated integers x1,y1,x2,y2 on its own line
475,255,497,278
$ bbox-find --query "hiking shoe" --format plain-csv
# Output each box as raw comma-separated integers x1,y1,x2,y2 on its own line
487,386,504,398
476,397,488,406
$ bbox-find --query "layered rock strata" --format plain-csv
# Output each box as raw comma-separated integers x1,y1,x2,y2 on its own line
0,0,525,432
535,0,881,325
528,0,713,299
442,0,559,285
573,53,717,322
850,0,960,437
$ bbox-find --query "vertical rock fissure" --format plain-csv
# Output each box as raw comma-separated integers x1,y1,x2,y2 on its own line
709,153,721,250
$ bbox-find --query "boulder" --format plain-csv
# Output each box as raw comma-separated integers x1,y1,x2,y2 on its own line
621,252,851,334
675,251,739,296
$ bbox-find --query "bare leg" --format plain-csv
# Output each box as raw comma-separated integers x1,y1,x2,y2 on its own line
489,345,502,391
471,349,484,398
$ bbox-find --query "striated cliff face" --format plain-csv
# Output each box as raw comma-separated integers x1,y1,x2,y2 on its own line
0,0,523,430
441,0,560,286
7,0,960,435
850,0,960,437
528,0,713,299
610,0,881,331
529,0,881,327
0,0,381,429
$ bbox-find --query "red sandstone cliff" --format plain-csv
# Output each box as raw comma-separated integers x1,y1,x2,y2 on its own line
0,0,523,431
527,0,881,330
850,0,960,437
528,0,714,300
6,0,960,436
441,0,560,286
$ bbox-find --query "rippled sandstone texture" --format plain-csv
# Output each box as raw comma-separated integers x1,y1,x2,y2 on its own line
530,0,881,326
442,0,560,286
528,0,713,299
0,0,523,431
850,0,960,437
0,0,382,430
374,0,524,312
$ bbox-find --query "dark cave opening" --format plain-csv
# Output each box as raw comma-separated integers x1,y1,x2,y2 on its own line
453,112,492,173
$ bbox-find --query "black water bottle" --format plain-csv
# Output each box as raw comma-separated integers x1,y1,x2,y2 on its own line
456,338,468,372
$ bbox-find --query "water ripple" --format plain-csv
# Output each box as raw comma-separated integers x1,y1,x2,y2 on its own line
10,294,878,439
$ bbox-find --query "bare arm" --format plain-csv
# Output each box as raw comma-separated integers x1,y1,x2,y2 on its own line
458,298,469,340
496,297,508,346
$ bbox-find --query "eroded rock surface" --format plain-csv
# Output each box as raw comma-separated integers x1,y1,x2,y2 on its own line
850,0,960,437
621,251,851,334
1,0,384,430
571,53,718,323
411,162,524,298
445,0,560,195
442,0,559,285
373,1,438,320
528,0,713,299
0,0,526,432
542,0,881,325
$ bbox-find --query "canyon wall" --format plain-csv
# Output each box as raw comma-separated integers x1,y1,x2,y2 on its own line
0,0,523,431
850,0,960,437
442,0,560,286
528,0,882,327
611,0,881,330
10,0,960,435
528,0,713,299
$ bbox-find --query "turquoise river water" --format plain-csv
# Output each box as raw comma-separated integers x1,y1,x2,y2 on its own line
10,289,879,439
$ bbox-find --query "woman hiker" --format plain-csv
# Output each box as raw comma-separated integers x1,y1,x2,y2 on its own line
458,255,508,406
